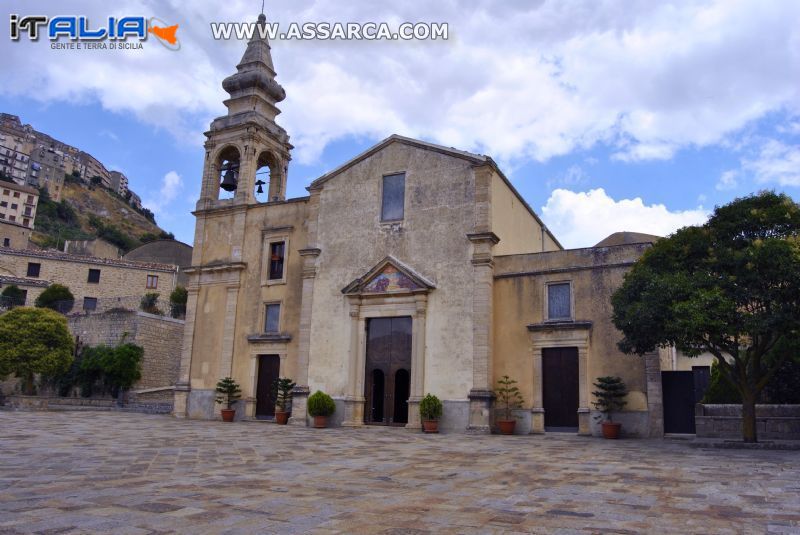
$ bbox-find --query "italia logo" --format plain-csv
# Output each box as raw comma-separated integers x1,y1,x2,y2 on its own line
9,15,180,50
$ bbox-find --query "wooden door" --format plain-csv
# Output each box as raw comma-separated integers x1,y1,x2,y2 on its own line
542,347,579,429
364,317,412,425
255,354,280,419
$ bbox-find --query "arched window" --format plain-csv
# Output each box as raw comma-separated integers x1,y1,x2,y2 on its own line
216,146,240,200
254,151,275,203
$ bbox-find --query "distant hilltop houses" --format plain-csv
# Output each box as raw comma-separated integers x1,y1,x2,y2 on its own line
0,112,142,210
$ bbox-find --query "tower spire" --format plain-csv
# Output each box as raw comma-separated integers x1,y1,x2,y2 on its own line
221,11,285,119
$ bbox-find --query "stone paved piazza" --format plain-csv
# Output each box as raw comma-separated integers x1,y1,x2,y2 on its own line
0,412,798,534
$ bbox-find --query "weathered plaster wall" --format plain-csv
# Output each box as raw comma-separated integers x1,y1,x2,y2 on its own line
309,143,477,401
493,244,654,434
490,173,560,256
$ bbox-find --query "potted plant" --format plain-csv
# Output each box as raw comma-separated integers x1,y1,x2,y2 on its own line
215,376,242,422
592,376,628,439
307,390,336,428
495,375,524,435
419,393,443,433
272,377,296,425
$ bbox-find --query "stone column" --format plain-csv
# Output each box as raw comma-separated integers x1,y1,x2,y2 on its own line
530,347,545,433
466,232,499,433
342,298,365,427
645,351,663,437
406,295,428,430
289,246,321,426
173,284,200,418
215,284,240,416
577,346,591,435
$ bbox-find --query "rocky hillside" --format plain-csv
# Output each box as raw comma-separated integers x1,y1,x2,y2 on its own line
31,177,173,253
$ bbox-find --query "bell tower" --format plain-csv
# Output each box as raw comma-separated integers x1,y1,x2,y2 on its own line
198,13,292,208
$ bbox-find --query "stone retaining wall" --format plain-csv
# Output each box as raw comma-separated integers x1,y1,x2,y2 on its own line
696,404,800,440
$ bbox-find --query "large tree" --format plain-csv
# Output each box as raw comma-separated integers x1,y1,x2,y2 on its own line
0,307,74,395
612,191,800,443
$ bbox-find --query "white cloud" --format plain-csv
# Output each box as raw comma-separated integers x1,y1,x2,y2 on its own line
716,169,739,190
547,164,588,188
144,170,183,216
743,139,800,186
541,188,709,248
0,0,798,165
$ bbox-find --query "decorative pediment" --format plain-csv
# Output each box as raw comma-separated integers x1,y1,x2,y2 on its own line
342,256,435,296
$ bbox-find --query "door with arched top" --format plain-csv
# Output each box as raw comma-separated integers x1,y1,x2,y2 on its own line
364,317,412,425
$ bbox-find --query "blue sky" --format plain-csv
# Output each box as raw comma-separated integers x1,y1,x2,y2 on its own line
1,1,798,247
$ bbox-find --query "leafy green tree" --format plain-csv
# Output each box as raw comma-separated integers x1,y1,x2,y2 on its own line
612,192,800,443
100,343,143,397
35,284,74,313
0,307,74,394
169,286,187,318
1,285,26,307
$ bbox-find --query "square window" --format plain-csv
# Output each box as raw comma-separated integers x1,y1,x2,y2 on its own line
26,262,40,277
547,282,571,320
22,218,29,227
264,303,280,333
26,195,33,203
0,201,6,207
12,191,19,198
10,203,17,210
2,238,8,247
87,269,101,283
146,275,158,289
9,215,15,222
268,241,285,280
381,173,405,221
0,214,5,219
83,297,97,311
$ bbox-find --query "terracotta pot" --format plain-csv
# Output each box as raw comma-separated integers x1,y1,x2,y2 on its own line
497,419,516,435
275,411,290,425
221,408,235,422
313,415,328,428
422,420,439,433
602,421,621,439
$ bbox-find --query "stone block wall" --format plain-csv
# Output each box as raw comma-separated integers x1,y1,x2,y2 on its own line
67,310,183,403
696,404,800,440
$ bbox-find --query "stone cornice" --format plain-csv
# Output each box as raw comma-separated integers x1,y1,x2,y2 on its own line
466,231,500,245
527,320,593,332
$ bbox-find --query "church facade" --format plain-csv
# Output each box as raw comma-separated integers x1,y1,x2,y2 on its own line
175,15,673,436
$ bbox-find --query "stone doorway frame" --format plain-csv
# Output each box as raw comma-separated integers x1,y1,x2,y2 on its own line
341,294,428,429
527,321,592,435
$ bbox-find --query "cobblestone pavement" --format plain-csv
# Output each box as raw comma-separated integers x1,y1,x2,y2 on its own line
0,412,799,534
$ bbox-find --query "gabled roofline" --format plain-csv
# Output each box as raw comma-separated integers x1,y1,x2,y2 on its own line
306,134,562,250
308,134,487,191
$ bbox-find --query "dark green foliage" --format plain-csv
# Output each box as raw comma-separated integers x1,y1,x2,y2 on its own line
88,214,139,252
272,377,296,412
140,292,162,315
0,307,74,394
419,393,443,420
90,175,103,186
61,343,143,398
592,376,628,422
139,231,174,243
494,375,524,420
35,284,74,312
215,377,242,409
612,191,800,442
34,193,89,248
307,390,336,417
1,285,26,307
169,286,187,318
702,361,742,404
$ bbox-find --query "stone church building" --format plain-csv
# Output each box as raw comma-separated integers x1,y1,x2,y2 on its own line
175,15,678,436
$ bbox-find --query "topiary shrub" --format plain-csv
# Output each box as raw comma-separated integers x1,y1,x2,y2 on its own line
1,285,26,307
592,376,628,423
419,393,443,421
307,390,336,417
215,377,242,410
35,284,74,313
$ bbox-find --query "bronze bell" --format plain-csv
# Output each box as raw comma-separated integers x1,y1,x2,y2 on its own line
220,169,237,191
255,179,266,194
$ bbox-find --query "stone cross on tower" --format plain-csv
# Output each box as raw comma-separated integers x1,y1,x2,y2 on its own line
198,12,292,208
